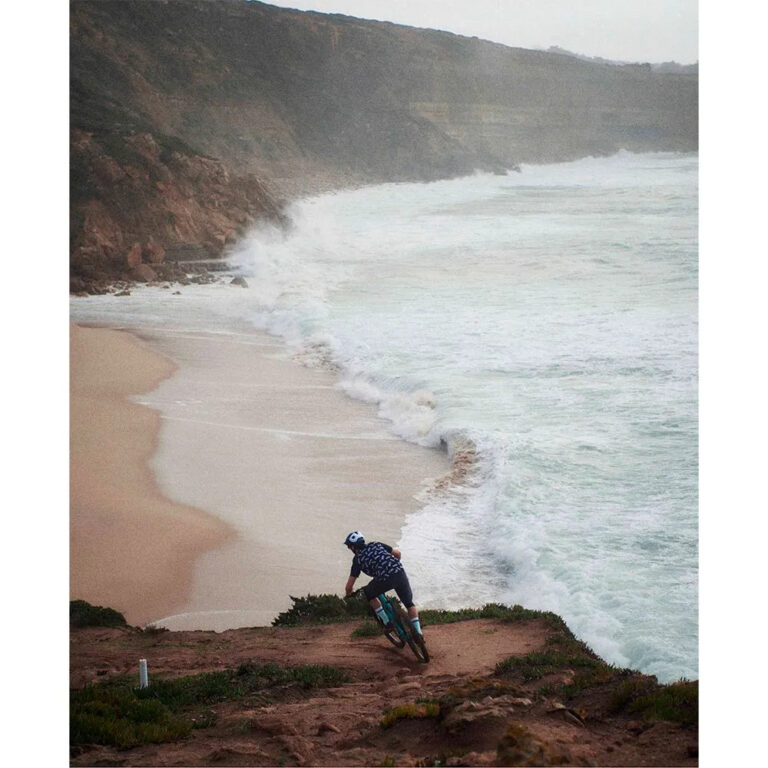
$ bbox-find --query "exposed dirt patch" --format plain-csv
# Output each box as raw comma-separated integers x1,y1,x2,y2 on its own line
70,619,697,766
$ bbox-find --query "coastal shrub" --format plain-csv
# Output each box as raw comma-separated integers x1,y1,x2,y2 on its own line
137,663,350,710
70,599,128,629
272,593,370,626
272,595,573,633
495,644,606,684
611,678,698,726
609,676,659,711
352,620,382,638
380,701,440,729
141,624,169,636
420,603,569,632
71,663,351,747
70,685,189,747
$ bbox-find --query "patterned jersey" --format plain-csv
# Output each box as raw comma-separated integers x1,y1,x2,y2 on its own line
350,542,404,580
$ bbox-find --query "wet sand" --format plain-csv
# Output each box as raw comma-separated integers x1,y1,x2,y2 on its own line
70,323,449,629
70,324,234,625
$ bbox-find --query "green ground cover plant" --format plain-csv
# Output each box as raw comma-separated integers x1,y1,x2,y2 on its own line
351,620,382,637
421,603,568,631
272,594,569,631
610,678,698,726
70,685,190,748
71,663,350,748
380,701,441,729
495,632,610,684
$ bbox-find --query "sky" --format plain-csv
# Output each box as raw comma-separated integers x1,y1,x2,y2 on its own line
260,0,699,64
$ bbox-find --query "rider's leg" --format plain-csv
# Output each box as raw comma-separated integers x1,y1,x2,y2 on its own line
408,605,423,636
364,581,392,627
394,572,424,637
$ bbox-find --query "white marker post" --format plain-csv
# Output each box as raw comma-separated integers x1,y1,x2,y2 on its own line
139,658,149,689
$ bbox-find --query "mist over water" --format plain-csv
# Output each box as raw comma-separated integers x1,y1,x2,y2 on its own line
72,151,698,682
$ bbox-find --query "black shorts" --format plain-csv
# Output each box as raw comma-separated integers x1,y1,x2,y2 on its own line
363,569,414,608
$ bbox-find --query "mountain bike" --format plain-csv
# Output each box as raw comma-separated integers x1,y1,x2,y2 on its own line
372,591,430,663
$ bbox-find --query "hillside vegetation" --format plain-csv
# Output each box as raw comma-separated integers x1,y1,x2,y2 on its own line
70,0,697,287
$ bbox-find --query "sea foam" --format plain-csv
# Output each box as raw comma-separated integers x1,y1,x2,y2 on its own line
72,151,698,682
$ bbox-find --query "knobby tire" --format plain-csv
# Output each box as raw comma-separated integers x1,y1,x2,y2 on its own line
383,623,405,649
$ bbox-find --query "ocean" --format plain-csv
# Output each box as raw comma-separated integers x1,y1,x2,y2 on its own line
71,151,698,683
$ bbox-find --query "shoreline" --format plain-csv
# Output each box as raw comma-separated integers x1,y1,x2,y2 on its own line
70,320,450,630
70,324,235,626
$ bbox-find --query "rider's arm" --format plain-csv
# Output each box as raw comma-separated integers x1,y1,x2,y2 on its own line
391,548,401,560
345,575,357,596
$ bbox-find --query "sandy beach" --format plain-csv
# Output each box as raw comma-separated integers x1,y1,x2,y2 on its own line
70,324,234,625
70,321,449,629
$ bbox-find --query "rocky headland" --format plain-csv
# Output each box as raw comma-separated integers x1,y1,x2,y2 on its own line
70,598,698,766
70,0,697,292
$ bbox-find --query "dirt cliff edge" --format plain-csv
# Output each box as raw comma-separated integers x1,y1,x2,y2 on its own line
70,603,698,767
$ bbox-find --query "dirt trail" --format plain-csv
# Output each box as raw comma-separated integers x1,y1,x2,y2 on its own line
70,620,698,767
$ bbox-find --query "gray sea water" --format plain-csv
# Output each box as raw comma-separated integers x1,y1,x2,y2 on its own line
71,151,698,682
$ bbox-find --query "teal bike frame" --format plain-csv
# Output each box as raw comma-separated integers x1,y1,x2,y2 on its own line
379,592,409,644
377,592,429,663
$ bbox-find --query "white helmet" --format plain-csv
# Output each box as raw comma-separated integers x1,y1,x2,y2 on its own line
343,531,365,548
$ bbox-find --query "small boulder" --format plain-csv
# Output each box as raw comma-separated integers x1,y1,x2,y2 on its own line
230,276,249,288
125,242,143,268
130,263,158,283
144,238,165,265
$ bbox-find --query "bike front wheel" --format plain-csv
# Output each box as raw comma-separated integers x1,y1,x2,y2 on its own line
383,623,406,649
375,609,405,648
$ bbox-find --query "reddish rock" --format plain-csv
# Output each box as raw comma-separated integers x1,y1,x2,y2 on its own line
126,242,143,268
143,238,165,265
130,263,158,283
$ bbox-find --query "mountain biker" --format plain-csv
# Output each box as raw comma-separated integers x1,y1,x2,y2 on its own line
343,530,423,638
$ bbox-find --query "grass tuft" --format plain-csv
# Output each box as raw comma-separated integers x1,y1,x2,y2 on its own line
610,678,698,726
352,620,382,638
495,630,607,684
380,701,440,729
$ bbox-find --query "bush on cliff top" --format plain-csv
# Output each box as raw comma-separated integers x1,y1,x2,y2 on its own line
272,593,371,626
71,686,190,748
610,677,698,726
70,599,128,629
71,663,351,748
273,594,570,629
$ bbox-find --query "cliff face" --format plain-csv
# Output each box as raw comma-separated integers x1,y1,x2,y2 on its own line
70,0,698,283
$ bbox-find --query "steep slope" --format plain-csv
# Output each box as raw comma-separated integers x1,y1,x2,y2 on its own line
70,0,698,285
